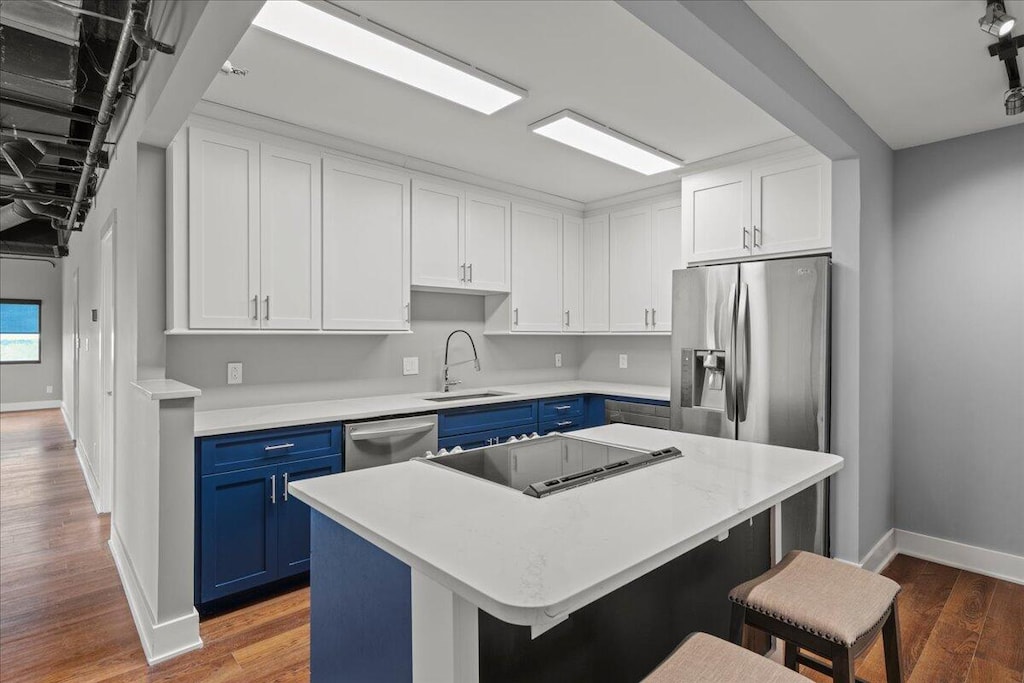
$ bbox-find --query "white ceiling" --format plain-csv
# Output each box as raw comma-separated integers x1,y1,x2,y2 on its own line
747,0,1024,150
203,0,792,204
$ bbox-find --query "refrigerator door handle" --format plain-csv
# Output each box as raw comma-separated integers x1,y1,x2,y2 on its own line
725,282,737,422
736,283,750,422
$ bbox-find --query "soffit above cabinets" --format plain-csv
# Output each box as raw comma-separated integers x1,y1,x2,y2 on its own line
202,0,792,204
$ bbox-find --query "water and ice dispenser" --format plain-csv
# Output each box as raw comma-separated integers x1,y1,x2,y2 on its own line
678,349,726,410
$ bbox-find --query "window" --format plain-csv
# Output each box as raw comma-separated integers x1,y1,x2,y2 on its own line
0,299,42,364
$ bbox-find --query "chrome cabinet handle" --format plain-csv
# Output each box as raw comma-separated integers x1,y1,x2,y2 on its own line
459,264,466,282
264,295,270,321
283,472,289,502
743,227,751,250
651,308,657,328
554,405,573,411
564,310,570,327
270,474,276,504
468,263,473,282
557,420,573,427
513,307,519,326
644,308,650,327
405,302,410,323
252,295,258,320
349,422,435,441
264,442,295,451
753,225,761,248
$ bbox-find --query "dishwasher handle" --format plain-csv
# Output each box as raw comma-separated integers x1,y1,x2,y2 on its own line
348,421,437,441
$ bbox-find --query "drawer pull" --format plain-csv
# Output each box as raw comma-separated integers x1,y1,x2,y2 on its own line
283,472,289,502
554,405,574,411
264,443,295,452
270,474,276,504
557,420,574,427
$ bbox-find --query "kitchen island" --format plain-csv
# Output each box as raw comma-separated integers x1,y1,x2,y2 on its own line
289,424,843,682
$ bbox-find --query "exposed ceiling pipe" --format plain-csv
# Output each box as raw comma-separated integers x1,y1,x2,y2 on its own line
61,0,174,237
41,0,127,24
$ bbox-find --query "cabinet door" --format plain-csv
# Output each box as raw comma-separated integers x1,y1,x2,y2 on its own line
510,203,562,332
683,167,751,263
322,158,411,330
412,180,464,289
651,199,682,332
583,214,610,332
278,455,342,578
199,464,277,602
562,215,583,332
465,192,511,292
751,155,831,255
508,439,565,491
609,206,652,332
188,128,260,329
260,144,322,330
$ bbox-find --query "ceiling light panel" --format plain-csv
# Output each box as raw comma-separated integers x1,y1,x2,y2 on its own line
530,110,682,176
252,0,526,115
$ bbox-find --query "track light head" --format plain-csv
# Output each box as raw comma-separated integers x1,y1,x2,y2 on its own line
980,0,1016,37
1006,87,1024,115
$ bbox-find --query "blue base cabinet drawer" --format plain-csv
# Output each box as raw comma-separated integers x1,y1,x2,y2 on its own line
539,396,584,421
438,401,538,437
540,416,585,434
199,423,342,476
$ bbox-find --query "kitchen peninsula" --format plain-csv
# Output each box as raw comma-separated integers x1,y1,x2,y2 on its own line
289,423,843,682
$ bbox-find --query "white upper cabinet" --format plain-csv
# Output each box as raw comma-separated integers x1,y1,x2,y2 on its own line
583,214,610,332
411,181,510,294
188,127,261,329
562,215,583,332
259,144,322,330
510,202,562,332
411,180,464,290
609,205,653,332
465,192,511,292
651,199,682,332
684,151,831,264
750,154,831,255
322,158,410,331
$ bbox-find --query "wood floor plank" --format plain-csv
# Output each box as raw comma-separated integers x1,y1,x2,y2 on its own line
968,580,1024,682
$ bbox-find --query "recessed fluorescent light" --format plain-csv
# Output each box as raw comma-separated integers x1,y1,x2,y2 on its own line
251,1,525,115
529,110,682,176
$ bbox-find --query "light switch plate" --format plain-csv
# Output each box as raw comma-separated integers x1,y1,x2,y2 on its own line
554,353,562,368
227,362,243,385
403,357,419,376
46,385,53,394
619,354,628,369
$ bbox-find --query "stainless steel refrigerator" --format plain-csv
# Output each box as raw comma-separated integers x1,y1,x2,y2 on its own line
670,255,831,556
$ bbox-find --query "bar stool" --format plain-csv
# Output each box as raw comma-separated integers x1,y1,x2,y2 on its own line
728,550,903,683
643,632,808,683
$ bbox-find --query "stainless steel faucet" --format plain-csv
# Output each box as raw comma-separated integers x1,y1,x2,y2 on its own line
442,329,481,392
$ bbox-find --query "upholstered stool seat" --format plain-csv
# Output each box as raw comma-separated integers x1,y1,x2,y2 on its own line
728,550,904,683
643,632,807,683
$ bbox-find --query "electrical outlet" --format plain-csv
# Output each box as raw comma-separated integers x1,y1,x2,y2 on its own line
619,354,628,369
227,362,243,385
46,385,53,394
403,357,419,376
554,353,562,368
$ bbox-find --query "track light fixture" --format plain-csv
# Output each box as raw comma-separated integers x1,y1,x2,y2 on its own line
979,0,1016,37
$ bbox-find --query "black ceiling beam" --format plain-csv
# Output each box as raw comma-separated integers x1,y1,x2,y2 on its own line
0,96,96,125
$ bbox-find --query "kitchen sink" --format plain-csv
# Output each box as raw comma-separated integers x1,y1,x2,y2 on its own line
423,391,514,402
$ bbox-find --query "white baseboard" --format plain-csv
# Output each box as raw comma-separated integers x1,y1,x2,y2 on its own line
74,443,103,516
108,526,203,665
0,399,62,413
60,401,74,439
854,527,1023,585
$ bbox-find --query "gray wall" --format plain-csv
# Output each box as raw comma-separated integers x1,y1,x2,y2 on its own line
578,336,670,387
893,125,1024,556
0,259,63,406
167,291,581,410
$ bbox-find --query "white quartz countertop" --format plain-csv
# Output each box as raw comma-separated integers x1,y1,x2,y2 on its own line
193,381,668,436
289,423,843,628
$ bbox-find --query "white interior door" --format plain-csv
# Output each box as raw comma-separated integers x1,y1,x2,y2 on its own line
411,180,464,289
583,214,610,332
99,225,115,513
683,167,751,264
651,199,682,332
561,215,583,332
322,158,410,331
188,127,260,329
751,155,831,255
464,192,510,292
510,203,562,332
259,144,322,330
609,206,652,332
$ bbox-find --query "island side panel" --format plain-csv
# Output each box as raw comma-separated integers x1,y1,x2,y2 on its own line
477,511,771,683
310,511,412,682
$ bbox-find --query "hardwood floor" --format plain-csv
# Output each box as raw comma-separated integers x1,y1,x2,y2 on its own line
1,408,1021,682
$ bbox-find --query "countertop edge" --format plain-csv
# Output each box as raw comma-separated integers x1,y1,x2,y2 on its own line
131,379,202,401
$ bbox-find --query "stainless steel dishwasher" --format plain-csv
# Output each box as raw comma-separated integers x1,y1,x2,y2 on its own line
344,414,438,471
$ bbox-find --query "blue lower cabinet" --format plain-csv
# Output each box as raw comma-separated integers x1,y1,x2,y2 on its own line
200,464,278,603
278,455,342,578
540,416,584,434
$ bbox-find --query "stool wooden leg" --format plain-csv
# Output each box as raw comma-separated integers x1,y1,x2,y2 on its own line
832,646,855,683
882,602,904,683
784,641,799,671
729,602,746,646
